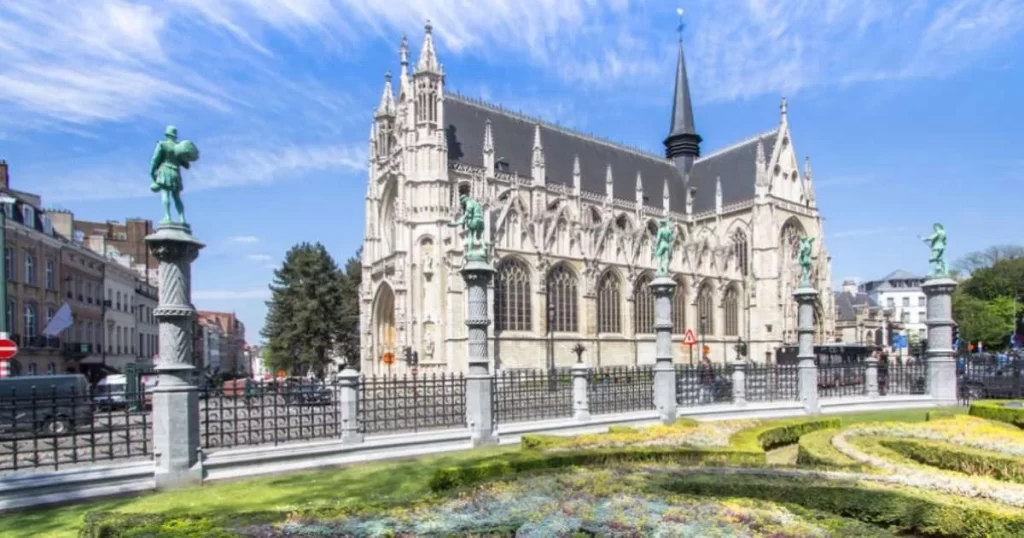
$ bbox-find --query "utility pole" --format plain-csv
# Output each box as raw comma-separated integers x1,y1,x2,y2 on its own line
0,193,15,379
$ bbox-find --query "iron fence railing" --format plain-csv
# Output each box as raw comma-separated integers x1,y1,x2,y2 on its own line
494,368,573,424
745,364,800,402
818,364,867,399
675,364,733,406
587,366,655,415
358,373,467,435
884,361,927,396
1,386,151,473
958,361,1023,403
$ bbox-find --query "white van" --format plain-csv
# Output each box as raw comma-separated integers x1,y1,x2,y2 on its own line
94,374,129,409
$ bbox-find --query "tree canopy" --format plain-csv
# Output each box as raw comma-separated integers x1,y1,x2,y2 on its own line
952,247,1024,350
261,242,346,378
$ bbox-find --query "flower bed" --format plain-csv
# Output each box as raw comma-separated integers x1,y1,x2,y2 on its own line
844,416,1024,456
796,428,864,470
880,437,1024,484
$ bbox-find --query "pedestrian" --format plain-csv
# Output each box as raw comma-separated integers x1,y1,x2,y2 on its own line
699,355,714,404
879,351,890,395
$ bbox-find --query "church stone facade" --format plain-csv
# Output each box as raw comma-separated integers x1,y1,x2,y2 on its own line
360,24,835,374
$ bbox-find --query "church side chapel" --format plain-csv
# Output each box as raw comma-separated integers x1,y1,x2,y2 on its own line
360,23,835,374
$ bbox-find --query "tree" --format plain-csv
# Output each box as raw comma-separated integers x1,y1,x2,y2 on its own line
334,248,363,370
953,245,1024,275
262,243,345,378
953,291,1014,348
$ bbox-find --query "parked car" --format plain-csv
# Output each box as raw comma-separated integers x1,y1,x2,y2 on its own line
94,374,130,410
0,375,94,435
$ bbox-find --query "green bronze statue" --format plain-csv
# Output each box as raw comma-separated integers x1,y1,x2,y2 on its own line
448,193,488,261
920,223,948,277
149,125,200,225
653,218,674,275
798,236,815,286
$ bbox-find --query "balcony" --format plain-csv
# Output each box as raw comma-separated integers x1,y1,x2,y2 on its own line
63,342,93,359
24,335,60,349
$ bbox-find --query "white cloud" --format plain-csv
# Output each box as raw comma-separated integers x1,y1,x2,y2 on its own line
193,288,270,300
247,253,273,262
228,235,260,244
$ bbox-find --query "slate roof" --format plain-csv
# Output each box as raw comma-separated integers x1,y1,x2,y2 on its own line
444,93,776,215
863,269,925,291
834,291,879,322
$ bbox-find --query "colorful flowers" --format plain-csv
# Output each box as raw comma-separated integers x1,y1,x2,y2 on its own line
543,420,761,452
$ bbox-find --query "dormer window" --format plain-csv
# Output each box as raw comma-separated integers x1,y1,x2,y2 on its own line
1,201,11,219
495,159,510,173
22,205,34,227
41,214,52,235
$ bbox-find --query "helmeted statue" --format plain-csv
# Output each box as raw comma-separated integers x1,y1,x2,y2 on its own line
653,219,674,275
798,236,815,286
150,125,200,225
448,193,487,261
920,223,948,277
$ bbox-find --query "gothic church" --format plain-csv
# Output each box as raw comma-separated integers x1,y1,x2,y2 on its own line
360,23,836,373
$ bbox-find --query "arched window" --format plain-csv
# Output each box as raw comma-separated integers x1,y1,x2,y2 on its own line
697,282,715,335
46,362,56,375
495,258,532,332
500,210,520,250
632,274,654,334
671,278,686,334
546,264,578,333
24,303,37,337
732,229,748,276
724,285,740,336
596,271,621,334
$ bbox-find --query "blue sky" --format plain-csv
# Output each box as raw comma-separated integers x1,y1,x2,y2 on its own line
1,0,1023,342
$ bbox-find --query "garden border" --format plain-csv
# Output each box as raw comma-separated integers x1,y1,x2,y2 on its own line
970,401,1024,428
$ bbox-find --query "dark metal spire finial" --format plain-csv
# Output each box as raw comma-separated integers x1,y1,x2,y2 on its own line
676,8,686,41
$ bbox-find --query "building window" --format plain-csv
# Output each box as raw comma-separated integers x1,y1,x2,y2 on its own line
918,328,926,339
22,205,34,227
901,311,910,323
546,264,578,333
24,251,35,285
46,362,55,375
902,297,910,307
45,305,55,326
5,300,14,333
28,362,37,376
45,259,55,290
596,271,621,334
24,303,37,338
723,285,740,336
1,202,10,219
731,230,748,276
494,258,532,332
886,297,895,308
918,296,925,307
632,274,654,334
671,278,686,335
116,291,121,310
42,214,52,235
697,282,715,335
4,247,13,281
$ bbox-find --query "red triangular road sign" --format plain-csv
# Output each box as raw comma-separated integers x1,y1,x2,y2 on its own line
682,329,697,346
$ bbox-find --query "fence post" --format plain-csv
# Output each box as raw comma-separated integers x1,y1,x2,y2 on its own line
731,360,746,407
650,276,678,425
923,277,958,405
145,223,204,490
338,367,363,444
571,362,591,422
865,356,879,399
461,259,498,446
794,286,820,414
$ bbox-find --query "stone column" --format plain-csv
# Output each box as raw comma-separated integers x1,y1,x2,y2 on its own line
865,356,879,399
731,359,746,407
650,276,677,425
571,362,591,422
923,277,958,405
794,287,820,414
461,259,498,446
338,367,363,444
145,223,204,489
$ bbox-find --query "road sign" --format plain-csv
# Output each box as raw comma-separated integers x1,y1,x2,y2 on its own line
0,337,18,361
682,329,697,346
382,352,395,365
411,366,419,376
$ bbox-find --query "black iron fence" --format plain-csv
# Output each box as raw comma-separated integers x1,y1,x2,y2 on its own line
359,373,467,435
884,361,927,396
675,364,733,406
818,363,867,398
494,368,573,424
587,366,655,415
1,386,150,473
745,363,800,402
959,360,1023,402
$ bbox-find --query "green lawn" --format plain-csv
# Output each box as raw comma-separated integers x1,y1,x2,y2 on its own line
0,406,965,538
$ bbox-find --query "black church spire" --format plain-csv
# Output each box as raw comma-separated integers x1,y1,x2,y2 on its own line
663,29,702,174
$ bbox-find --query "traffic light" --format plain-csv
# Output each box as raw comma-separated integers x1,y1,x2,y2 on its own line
403,346,412,363
411,351,419,367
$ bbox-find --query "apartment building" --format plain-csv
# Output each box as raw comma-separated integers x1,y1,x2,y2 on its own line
103,260,138,371
135,279,158,364
197,311,247,375
60,239,107,372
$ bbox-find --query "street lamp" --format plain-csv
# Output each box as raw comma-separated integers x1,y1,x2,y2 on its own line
0,193,14,337
699,313,708,361
547,302,556,391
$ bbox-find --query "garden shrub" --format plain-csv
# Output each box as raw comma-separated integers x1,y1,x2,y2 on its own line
730,417,841,452
925,408,962,421
970,401,1024,429
663,474,1024,538
78,512,236,538
796,428,861,469
879,437,1024,484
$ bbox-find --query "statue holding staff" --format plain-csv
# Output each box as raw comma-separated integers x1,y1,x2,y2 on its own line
919,223,948,277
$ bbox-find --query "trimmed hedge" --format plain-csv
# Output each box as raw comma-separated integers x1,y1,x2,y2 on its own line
430,418,839,492
663,474,1024,538
925,408,963,422
78,512,237,538
796,428,862,469
970,401,1024,429
879,437,1024,484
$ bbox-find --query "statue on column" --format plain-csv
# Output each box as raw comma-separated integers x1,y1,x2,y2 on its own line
798,236,815,286
919,223,948,277
653,219,674,276
149,125,200,225
448,193,488,261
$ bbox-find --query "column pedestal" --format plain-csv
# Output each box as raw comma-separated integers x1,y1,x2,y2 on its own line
732,359,747,407
571,362,591,422
923,277,958,406
338,368,363,444
650,276,677,425
461,259,497,447
145,223,204,490
865,356,880,399
794,286,820,414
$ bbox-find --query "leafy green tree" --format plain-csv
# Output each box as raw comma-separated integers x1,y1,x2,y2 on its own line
959,257,1024,302
953,291,1014,349
262,243,345,378
335,248,363,370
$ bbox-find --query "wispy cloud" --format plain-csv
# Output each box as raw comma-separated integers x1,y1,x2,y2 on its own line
193,288,270,301
228,235,260,244
246,254,272,262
